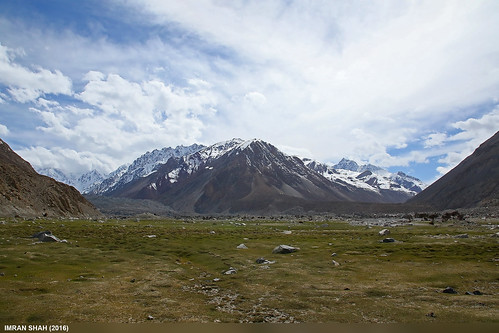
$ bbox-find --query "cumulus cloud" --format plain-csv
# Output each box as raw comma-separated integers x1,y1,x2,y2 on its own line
1,1,499,181
0,43,73,102
24,71,218,173
0,123,9,136
424,133,448,148
17,145,117,176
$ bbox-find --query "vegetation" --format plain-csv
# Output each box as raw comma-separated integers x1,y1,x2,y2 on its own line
0,217,497,323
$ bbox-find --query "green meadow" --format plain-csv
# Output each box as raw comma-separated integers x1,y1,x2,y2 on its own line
0,217,497,323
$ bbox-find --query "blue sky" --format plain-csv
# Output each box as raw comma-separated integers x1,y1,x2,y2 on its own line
0,0,498,184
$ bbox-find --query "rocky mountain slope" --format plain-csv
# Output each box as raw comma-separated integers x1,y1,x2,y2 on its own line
93,138,424,214
408,131,499,210
0,138,101,218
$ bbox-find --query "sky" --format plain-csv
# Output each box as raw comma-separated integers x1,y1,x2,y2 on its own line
0,0,498,185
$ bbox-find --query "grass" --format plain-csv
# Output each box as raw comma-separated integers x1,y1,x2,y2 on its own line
0,217,497,323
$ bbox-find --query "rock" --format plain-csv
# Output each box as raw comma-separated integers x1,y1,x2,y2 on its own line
378,229,390,236
236,243,248,249
491,232,499,238
331,253,337,257
255,257,275,265
145,235,156,238
331,260,340,266
381,238,395,243
426,312,436,318
454,234,469,238
209,230,216,234
473,290,483,295
224,267,237,275
147,315,154,320
130,278,136,283
465,291,473,295
213,278,221,282
272,245,299,254
443,287,457,294
31,230,62,242
282,230,292,235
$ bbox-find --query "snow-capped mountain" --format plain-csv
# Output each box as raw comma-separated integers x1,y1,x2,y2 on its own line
303,158,425,202
88,144,205,195
101,138,359,213
93,138,426,214
37,167,105,193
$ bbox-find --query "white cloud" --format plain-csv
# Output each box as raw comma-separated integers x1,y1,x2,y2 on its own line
23,71,218,173
0,43,73,102
1,1,499,180
0,123,9,136
424,133,448,148
17,146,117,176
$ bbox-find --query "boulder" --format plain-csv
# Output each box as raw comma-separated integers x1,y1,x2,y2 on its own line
454,234,469,239
224,267,237,275
378,229,390,236
272,245,299,254
236,243,248,249
381,238,395,243
443,287,457,294
32,230,61,242
331,260,341,266
255,257,275,265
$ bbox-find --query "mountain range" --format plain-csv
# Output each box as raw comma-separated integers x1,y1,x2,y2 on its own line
3,132,498,217
39,138,424,214
41,139,424,206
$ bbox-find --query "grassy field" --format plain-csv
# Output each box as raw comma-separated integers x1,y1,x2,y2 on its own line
0,217,497,324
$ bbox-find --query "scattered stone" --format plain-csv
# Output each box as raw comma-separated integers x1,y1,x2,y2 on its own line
147,315,154,320
209,230,216,234
465,291,473,295
272,245,299,254
282,230,292,235
426,312,436,318
331,260,340,266
443,287,457,294
473,290,483,295
331,253,337,257
491,232,499,238
224,267,237,275
213,278,221,282
381,238,395,243
145,235,157,238
454,234,469,239
236,243,248,249
378,229,390,236
255,257,275,265
31,230,61,242
130,278,136,283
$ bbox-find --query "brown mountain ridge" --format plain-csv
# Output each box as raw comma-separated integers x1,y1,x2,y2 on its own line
0,138,101,218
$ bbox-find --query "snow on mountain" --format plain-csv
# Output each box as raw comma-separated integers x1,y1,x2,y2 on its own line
89,143,205,194
304,158,425,196
37,167,105,193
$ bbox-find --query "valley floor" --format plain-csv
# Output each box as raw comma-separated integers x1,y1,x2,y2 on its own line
0,216,498,324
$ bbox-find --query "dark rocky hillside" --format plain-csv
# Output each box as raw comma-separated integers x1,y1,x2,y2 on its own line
0,138,102,218
408,131,499,210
